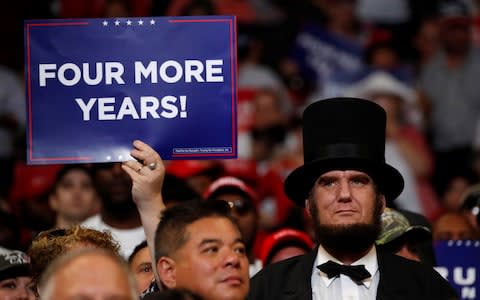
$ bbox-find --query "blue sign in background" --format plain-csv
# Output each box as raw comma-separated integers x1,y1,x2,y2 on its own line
435,240,480,299
25,16,237,164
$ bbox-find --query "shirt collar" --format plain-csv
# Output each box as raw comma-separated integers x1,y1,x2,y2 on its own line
249,259,263,277
314,245,378,288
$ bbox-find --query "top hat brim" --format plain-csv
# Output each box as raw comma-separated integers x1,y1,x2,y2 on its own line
284,157,404,207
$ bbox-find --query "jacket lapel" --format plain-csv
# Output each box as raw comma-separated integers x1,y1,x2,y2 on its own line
282,248,318,300
376,250,410,300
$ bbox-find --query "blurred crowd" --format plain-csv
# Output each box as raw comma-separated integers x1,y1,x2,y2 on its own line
1,0,480,298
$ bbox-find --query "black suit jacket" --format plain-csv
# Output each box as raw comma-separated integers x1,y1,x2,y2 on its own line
248,248,458,300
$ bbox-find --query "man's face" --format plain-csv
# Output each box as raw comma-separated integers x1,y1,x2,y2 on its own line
307,170,385,226
170,217,249,300
433,213,477,241
213,192,257,251
441,21,471,55
306,170,385,254
129,247,154,294
0,276,36,300
50,169,99,222
94,163,132,205
45,253,134,300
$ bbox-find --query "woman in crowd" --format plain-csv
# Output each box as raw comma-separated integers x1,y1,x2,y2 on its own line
0,247,36,300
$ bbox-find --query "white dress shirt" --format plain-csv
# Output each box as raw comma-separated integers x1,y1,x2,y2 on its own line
311,246,380,300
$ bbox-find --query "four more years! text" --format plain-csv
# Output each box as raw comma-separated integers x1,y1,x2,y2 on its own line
38,60,225,86
36,60,226,121
75,95,188,121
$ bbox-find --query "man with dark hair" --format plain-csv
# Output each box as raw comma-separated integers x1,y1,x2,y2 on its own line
203,176,262,276
128,240,154,295
248,98,457,300
49,164,100,229
154,200,250,300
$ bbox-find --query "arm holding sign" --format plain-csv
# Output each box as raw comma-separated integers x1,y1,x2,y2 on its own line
122,140,166,288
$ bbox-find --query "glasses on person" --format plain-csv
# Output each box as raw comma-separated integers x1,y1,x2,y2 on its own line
216,198,253,216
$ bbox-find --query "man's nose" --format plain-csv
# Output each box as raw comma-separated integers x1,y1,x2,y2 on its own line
338,178,352,201
224,249,242,268
15,288,30,300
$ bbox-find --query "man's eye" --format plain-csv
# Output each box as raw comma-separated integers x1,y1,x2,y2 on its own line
0,281,16,289
318,178,335,187
351,176,369,185
204,246,219,253
60,181,74,189
141,266,152,273
234,246,246,255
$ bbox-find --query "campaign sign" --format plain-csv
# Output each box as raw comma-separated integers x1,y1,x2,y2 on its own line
24,16,237,164
434,240,480,299
291,22,365,88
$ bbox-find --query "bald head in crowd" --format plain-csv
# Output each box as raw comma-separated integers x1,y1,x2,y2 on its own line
38,248,137,300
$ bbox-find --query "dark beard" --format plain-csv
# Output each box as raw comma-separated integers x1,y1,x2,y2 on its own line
315,223,381,255
309,197,382,256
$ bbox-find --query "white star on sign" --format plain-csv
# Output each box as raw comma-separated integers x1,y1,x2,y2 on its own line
114,20,120,26
102,20,108,26
138,20,144,25
150,19,156,25
127,20,132,25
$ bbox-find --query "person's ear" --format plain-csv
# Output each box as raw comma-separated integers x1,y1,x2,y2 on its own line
305,199,312,217
379,194,386,213
156,257,176,289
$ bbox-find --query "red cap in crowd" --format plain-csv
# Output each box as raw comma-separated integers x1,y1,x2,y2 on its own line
203,176,258,204
258,228,314,265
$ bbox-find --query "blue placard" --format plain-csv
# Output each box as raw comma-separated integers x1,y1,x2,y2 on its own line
434,240,480,299
291,22,365,87
24,16,237,164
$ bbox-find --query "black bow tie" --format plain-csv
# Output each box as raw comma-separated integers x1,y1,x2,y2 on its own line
317,260,371,283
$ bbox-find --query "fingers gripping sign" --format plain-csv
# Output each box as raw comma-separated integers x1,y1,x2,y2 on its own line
121,140,165,209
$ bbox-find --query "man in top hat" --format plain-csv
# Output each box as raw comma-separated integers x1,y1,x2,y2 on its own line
247,98,457,300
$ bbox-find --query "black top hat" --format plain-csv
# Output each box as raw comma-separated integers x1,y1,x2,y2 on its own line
284,97,404,206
